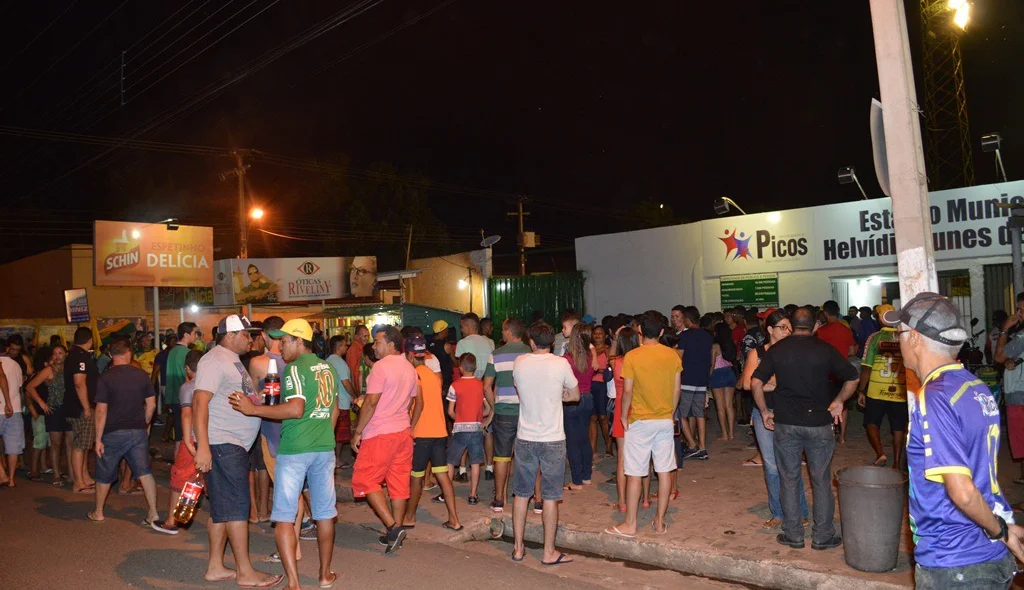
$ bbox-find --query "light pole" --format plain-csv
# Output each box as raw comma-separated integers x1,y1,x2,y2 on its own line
713,197,747,216
981,133,1008,183
838,166,870,200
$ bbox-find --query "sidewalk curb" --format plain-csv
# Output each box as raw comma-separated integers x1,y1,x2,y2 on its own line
484,516,909,590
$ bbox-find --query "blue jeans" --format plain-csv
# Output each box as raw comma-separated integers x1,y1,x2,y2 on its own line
752,408,807,520
915,552,1015,589
774,423,835,544
206,443,251,523
512,439,566,501
271,451,337,523
563,393,594,485
94,429,151,485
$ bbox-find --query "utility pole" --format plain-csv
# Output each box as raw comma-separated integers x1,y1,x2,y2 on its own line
507,197,530,276
869,0,938,300
236,151,248,259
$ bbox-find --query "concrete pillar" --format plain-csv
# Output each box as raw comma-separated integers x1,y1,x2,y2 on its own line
869,0,938,300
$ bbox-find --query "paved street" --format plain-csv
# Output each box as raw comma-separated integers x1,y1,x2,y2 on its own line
0,459,747,590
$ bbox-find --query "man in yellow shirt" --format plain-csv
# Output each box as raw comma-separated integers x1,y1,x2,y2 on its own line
605,313,681,539
856,304,911,469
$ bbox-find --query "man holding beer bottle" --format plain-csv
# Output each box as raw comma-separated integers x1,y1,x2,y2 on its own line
231,319,339,590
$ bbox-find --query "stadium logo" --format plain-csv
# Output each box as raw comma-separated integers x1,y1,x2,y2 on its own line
719,229,753,260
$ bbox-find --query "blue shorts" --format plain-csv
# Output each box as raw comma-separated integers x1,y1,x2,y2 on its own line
0,414,26,456
206,443,251,523
447,431,484,466
95,429,152,485
512,439,566,502
271,451,337,523
710,367,736,389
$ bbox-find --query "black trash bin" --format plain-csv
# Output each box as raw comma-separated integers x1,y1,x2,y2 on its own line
836,466,908,572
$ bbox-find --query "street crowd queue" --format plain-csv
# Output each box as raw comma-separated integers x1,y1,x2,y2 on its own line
1,294,1024,588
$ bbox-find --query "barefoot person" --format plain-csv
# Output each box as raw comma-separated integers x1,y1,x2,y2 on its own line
606,312,682,538
193,314,283,588
89,337,171,530
231,319,339,590
511,321,579,565
351,326,419,554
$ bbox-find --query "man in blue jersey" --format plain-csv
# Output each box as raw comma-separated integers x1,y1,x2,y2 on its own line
889,293,1024,589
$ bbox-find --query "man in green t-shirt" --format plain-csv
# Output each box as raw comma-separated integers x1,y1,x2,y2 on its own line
229,319,339,590
164,322,198,454
482,318,532,513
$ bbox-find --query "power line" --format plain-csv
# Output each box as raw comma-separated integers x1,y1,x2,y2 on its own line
125,0,206,56
0,0,82,76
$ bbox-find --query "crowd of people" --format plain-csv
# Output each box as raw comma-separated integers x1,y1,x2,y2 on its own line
3,292,1024,588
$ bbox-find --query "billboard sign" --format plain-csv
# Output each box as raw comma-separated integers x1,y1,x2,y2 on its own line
213,256,377,305
64,288,90,323
701,180,1024,278
94,220,214,287
720,273,779,309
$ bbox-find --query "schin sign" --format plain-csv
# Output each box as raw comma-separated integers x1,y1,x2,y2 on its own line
700,180,1024,278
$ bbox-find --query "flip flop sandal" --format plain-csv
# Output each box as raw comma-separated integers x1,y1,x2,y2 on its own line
742,459,762,467
28,475,44,482
542,552,574,566
603,525,636,539
237,574,285,588
511,550,525,562
651,522,669,535
442,522,464,531
52,480,64,487
86,512,105,523
319,573,338,589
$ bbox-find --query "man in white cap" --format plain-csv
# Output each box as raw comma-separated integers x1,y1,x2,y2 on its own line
193,314,282,588
891,293,1024,588
231,319,339,590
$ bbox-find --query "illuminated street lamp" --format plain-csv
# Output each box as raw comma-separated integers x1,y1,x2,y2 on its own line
250,207,265,220
948,0,970,30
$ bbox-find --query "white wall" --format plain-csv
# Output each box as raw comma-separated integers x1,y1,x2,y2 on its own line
576,224,702,317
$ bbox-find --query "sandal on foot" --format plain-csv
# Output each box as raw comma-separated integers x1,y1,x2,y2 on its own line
511,549,525,562
542,552,574,566
603,525,636,539
872,455,888,467
442,522,464,532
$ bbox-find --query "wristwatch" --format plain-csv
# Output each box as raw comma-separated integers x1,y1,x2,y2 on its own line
985,515,1008,542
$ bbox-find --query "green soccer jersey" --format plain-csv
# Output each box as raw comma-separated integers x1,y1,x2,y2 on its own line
164,344,189,405
278,353,338,455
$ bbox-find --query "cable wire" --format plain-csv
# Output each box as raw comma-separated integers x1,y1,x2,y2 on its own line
0,0,82,76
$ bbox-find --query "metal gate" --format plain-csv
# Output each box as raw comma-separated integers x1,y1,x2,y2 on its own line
831,281,849,313
937,270,973,330
487,272,585,330
983,264,1015,328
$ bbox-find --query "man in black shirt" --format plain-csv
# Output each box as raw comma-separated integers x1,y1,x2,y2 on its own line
428,320,454,394
752,307,859,551
89,337,171,532
64,327,99,493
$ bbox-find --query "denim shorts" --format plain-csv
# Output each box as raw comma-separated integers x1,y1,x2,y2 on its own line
447,431,484,465
0,414,26,456
512,439,566,502
206,443,251,523
710,367,736,389
915,551,1015,590
270,451,337,523
492,414,518,461
95,429,152,485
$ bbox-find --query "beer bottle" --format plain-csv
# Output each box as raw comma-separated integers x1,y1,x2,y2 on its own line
263,359,281,406
173,471,205,525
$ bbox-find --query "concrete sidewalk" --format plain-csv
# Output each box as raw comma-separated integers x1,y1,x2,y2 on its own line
335,411,920,589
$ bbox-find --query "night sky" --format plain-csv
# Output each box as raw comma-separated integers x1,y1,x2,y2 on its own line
1,0,1020,273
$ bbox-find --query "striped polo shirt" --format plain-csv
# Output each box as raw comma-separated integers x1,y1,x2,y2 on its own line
484,341,531,416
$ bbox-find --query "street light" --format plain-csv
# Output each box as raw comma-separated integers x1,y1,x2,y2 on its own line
981,133,1008,182
948,0,970,30
713,197,747,216
250,207,265,220
838,166,869,200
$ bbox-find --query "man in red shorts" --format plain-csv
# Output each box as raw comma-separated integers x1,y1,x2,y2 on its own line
351,325,420,554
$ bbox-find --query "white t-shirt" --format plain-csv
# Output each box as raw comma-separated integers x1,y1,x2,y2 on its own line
455,334,495,379
512,352,578,443
0,357,24,414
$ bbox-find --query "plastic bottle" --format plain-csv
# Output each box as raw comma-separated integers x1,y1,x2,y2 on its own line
173,471,205,525
263,359,281,406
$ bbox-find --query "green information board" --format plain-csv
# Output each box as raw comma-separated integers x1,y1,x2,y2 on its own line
720,273,779,309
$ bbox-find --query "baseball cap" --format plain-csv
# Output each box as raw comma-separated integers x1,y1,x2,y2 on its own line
404,335,427,356
432,319,449,334
269,319,313,341
876,304,898,327
757,307,778,320
217,314,260,334
882,292,966,345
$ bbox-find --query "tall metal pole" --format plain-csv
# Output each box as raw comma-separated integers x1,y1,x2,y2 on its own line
517,199,525,276
869,0,939,300
153,286,161,415
1011,210,1024,298
236,152,248,259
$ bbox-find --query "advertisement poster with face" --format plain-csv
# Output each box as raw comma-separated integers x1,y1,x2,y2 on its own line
213,257,378,305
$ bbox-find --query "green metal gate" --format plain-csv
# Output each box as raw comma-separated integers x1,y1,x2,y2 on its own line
487,272,585,329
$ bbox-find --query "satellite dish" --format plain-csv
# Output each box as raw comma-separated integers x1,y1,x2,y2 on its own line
481,235,501,248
